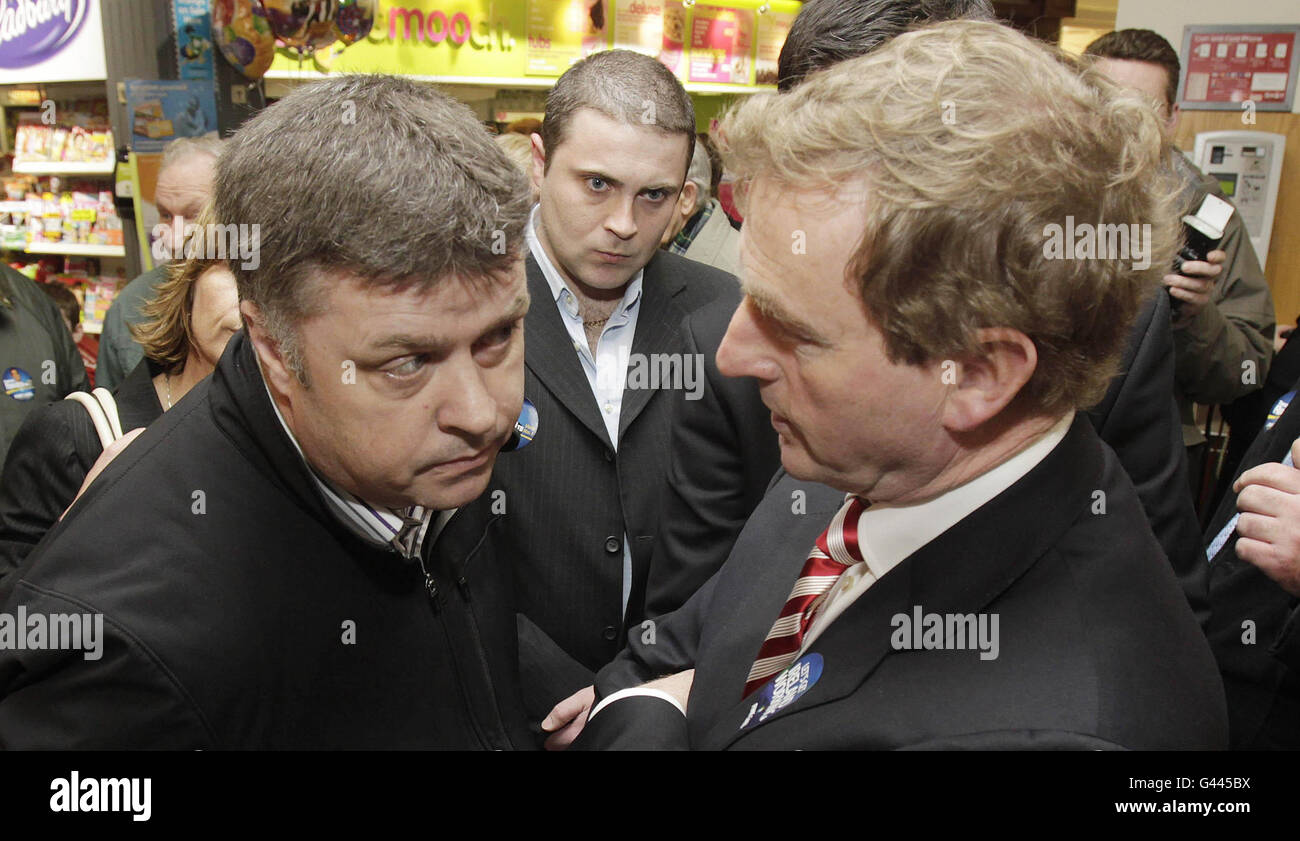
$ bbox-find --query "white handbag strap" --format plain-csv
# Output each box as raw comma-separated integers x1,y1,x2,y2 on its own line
64,389,124,451
90,387,124,440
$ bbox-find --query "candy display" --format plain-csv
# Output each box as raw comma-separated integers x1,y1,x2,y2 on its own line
0,176,122,249
11,103,114,166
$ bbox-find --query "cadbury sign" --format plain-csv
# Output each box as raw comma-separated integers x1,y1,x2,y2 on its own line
0,0,88,69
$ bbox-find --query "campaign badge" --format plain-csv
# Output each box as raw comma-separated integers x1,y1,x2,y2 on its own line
502,398,538,452
739,653,823,730
3,367,34,401
1265,390,1295,431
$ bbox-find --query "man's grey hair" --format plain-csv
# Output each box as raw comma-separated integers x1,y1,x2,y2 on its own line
213,74,532,382
161,132,223,172
684,139,713,214
539,49,695,178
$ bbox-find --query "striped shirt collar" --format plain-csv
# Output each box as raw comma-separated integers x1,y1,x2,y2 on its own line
260,372,435,561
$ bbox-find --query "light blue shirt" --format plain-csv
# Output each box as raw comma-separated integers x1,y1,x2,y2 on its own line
526,206,642,616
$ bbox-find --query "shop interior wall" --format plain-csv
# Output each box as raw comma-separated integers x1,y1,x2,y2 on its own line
101,0,175,280
1117,0,1300,329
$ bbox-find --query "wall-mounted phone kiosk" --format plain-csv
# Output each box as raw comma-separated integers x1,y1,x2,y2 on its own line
1191,131,1286,270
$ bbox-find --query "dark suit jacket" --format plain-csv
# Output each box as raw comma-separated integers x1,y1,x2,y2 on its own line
644,287,1209,628
1204,375,1300,749
0,331,533,748
644,287,779,619
1084,291,1209,622
578,415,1227,749
472,251,736,719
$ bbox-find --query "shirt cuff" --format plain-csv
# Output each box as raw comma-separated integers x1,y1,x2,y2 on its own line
588,687,687,721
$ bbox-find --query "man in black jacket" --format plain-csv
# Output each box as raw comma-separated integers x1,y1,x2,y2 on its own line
0,266,88,474
0,76,536,748
1204,378,1300,748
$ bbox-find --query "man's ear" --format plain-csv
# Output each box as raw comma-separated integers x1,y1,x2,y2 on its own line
940,327,1038,432
240,300,296,400
678,180,699,219
530,132,546,194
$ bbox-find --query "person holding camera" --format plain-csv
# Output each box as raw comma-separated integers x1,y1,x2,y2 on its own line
1087,30,1276,493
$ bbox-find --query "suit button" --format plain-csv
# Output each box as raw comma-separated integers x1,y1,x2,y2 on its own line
603,448,614,462
604,536,620,553
602,625,618,641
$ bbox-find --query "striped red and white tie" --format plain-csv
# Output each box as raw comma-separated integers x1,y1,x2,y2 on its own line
743,495,869,698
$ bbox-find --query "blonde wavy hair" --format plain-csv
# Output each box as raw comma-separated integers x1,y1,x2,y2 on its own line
717,20,1183,415
130,204,224,375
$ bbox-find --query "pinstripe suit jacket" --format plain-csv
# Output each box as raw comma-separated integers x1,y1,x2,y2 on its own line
474,250,737,719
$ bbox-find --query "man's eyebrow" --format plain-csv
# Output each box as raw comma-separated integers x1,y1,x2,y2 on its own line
366,292,529,354
743,283,822,341
495,292,531,325
367,333,445,354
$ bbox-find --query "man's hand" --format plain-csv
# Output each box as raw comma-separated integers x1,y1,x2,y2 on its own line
1233,437,1300,597
60,427,146,521
541,685,595,751
642,669,695,711
1164,249,1225,326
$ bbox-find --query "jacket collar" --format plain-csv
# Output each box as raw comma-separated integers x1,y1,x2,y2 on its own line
115,358,166,431
521,250,690,447
620,251,690,438
208,329,341,532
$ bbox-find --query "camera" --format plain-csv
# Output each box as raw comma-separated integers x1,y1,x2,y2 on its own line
1170,194,1234,317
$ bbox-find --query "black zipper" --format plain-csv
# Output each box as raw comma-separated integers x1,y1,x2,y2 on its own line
443,515,516,749
417,558,489,750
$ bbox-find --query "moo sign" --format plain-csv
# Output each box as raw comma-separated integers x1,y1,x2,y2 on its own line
0,0,104,81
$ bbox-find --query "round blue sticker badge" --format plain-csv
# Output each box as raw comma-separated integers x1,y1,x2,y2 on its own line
739,652,824,730
3,367,34,402
501,398,538,452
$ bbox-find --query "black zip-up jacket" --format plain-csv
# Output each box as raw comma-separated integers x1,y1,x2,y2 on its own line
0,330,533,749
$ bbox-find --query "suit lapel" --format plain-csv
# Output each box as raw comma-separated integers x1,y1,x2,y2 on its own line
522,255,613,448
685,477,843,737
711,415,1103,748
618,254,688,439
